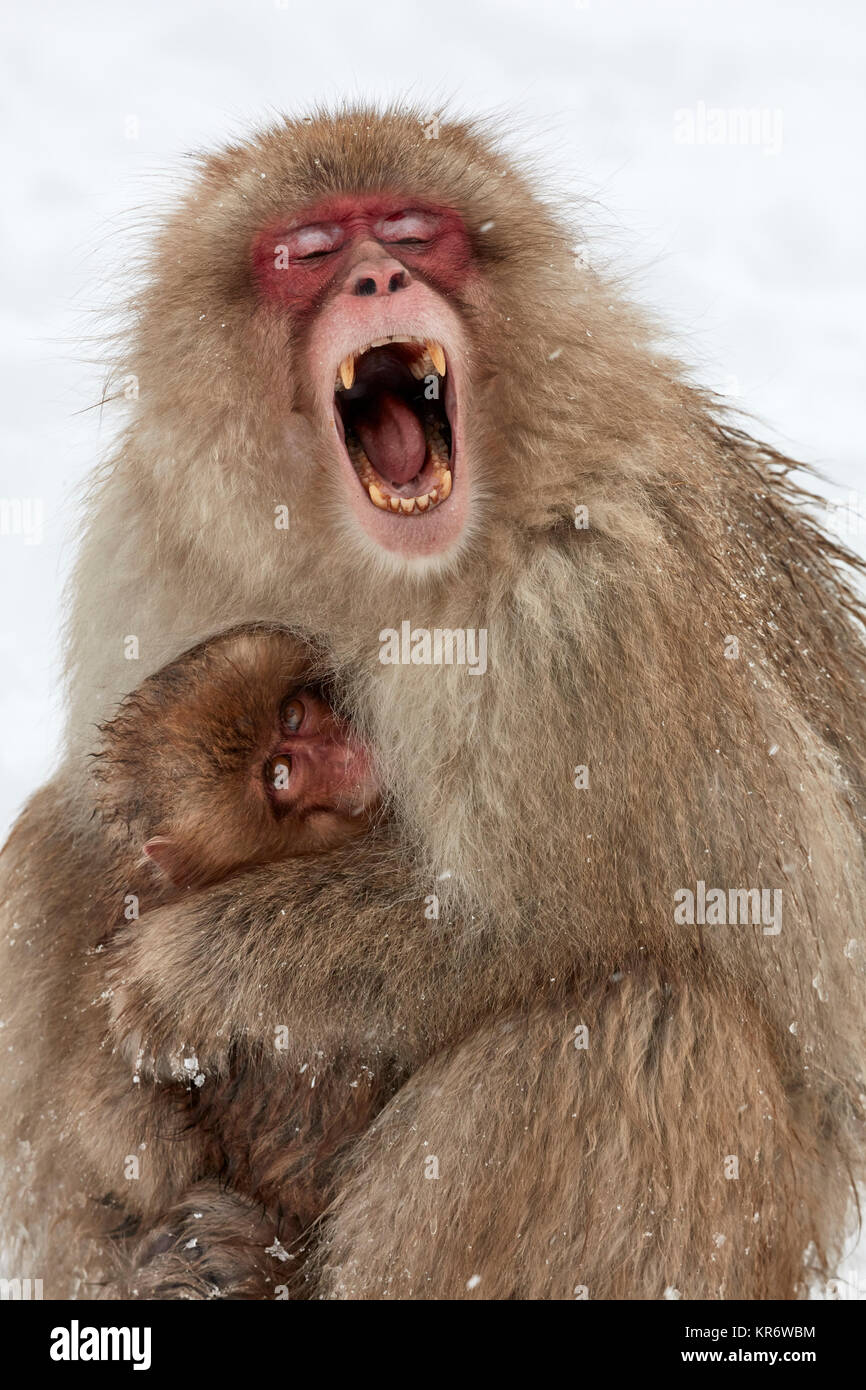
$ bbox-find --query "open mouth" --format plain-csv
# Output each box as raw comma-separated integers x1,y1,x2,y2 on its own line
333,338,453,515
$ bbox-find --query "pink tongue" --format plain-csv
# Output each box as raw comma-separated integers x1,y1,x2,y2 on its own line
356,393,427,487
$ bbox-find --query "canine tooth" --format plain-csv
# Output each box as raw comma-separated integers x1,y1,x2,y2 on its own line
339,355,355,390
427,341,446,376
438,469,452,500
368,483,389,510
415,494,430,511
389,496,401,512
400,498,415,515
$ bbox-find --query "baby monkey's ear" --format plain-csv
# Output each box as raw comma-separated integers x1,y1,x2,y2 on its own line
141,836,199,889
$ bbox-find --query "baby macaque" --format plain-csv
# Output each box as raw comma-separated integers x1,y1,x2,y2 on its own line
94,627,380,899
80,630,388,1293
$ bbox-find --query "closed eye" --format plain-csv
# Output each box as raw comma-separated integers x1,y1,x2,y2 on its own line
377,210,442,244
282,222,344,260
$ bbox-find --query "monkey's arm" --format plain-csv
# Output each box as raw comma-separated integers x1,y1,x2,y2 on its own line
106,840,445,1067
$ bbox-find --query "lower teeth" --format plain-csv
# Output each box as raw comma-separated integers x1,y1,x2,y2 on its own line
346,419,452,514
367,469,451,513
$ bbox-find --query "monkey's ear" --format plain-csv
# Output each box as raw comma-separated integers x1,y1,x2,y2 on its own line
141,837,197,888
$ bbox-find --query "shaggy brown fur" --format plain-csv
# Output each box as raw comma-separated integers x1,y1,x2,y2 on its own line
1,104,865,1299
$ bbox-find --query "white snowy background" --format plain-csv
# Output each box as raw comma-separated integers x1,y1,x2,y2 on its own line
1,0,864,1294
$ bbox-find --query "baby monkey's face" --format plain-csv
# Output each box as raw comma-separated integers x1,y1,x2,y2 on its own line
127,635,383,890
261,685,379,832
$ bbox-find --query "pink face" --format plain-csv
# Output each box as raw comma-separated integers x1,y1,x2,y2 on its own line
252,194,476,563
142,686,380,888
263,689,378,820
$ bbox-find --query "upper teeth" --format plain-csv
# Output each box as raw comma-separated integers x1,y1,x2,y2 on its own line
336,338,447,392
426,341,446,377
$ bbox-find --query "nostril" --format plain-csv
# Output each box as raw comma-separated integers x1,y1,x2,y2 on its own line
355,277,377,297
388,271,407,293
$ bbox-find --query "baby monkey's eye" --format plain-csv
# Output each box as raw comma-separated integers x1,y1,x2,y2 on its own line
280,696,305,733
265,755,292,791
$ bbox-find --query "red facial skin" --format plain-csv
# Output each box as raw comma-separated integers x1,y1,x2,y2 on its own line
252,195,473,312
252,195,476,563
265,689,377,818
142,688,378,889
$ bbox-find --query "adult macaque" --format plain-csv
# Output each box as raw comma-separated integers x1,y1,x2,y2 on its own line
1,107,865,1300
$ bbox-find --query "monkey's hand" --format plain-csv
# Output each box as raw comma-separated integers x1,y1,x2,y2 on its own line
105,1180,300,1300
105,837,431,1074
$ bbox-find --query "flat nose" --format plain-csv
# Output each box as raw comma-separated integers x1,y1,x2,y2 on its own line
343,249,412,298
